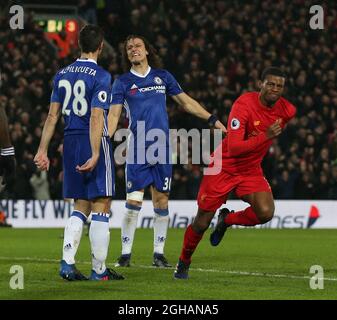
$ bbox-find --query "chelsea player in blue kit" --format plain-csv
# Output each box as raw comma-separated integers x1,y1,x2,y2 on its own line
109,35,226,268
34,25,124,281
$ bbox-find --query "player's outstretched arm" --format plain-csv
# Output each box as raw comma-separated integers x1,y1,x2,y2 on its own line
34,102,61,171
76,107,104,172
108,104,123,138
0,105,12,148
171,93,227,133
0,104,16,185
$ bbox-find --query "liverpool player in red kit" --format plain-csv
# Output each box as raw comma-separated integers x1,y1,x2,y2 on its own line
174,67,296,279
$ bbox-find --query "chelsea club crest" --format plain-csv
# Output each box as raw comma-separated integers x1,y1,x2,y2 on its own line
154,76,162,84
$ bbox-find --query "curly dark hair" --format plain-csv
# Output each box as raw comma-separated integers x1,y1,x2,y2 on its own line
121,35,163,72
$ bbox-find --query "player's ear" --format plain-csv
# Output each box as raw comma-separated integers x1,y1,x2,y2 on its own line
257,80,263,89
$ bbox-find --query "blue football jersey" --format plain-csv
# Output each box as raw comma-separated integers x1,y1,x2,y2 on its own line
51,58,111,136
110,67,183,148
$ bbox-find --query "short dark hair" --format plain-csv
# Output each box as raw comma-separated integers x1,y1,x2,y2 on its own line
122,34,162,72
261,67,286,81
79,25,104,53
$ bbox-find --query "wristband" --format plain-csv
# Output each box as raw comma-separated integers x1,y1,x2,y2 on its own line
1,146,15,156
207,114,218,127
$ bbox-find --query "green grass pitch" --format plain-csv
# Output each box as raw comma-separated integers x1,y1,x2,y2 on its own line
0,228,337,300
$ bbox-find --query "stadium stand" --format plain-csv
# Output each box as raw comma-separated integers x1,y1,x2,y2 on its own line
0,0,336,200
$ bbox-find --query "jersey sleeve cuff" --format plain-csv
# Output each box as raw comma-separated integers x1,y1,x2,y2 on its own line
1,146,15,156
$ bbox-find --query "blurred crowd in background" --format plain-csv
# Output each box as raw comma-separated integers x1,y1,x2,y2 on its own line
0,0,336,200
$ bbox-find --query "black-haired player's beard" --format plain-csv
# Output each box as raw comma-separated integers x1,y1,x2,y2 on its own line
265,99,278,107
132,61,141,66
262,92,280,107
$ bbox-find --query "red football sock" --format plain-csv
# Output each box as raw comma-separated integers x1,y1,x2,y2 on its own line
179,224,204,264
224,206,261,226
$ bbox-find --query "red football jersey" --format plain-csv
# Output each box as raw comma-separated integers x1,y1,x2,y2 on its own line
213,92,296,176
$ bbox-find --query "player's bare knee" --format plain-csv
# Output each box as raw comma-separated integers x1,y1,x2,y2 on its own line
153,198,168,210
257,205,274,224
191,220,208,234
91,197,111,213
74,199,91,216
152,193,169,209
192,209,214,233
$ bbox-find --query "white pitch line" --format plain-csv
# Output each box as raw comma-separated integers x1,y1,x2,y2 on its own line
1,256,337,282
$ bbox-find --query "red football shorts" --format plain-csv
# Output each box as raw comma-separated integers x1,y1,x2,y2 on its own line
197,171,272,212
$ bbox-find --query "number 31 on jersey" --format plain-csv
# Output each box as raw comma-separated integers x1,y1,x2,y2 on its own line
163,177,172,191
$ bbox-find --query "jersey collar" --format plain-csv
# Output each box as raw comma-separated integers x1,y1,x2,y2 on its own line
130,66,151,78
76,58,97,64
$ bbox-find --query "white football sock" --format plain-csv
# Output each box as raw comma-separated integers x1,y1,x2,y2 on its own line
89,212,110,274
153,209,169,255
121,203,141,255
62,211,87,265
